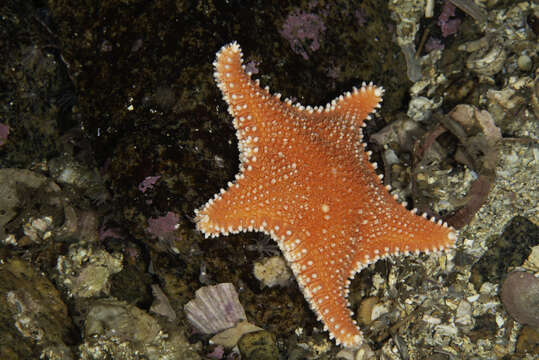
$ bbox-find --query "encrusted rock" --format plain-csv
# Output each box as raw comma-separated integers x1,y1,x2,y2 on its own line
56,245,123,298
22,216,54,242
48,154,109,203
81,298,200,360
85,298,161,342
0,169,63,244
407,96,441,122
238,330,279,360
0,258,75,359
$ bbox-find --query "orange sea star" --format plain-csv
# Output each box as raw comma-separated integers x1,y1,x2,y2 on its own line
195,42,457,347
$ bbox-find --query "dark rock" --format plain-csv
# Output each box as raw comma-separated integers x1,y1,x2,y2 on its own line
471,216,539,290
238,330,279,360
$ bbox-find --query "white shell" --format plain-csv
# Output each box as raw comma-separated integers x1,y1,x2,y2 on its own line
184,283,246,334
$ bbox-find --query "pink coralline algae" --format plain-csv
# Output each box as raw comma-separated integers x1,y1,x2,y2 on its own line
244,60,260,75
147,211,179,240
0,123,9,146
438,0,461,37
279,10,326,60
99,226,124,241
425,37,445,52
207,345,225,360
138,175,160,193
354,8,368,27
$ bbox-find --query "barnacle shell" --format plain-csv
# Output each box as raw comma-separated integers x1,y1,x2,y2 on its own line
184,283,247,334
253,256,292,288
407,96,441,122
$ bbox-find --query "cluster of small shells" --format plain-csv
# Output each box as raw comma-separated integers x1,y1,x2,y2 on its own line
356,251,514,359
405,1,537,122
367,230,539,358
22,216,54,242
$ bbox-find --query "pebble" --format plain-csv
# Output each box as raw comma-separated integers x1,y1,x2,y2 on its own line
517,55,532,72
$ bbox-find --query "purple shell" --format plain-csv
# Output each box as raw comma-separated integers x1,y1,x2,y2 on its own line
184,283,247,334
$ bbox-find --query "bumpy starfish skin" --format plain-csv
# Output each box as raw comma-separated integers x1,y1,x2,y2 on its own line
195,42,457,347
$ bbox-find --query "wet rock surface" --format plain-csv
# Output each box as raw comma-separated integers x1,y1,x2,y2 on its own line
0,259,77,360
0,169,64,244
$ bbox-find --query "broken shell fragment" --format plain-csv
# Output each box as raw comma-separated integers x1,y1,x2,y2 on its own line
466,44,506,76
184,283,247,334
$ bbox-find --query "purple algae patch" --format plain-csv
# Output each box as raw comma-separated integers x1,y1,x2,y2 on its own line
147,211,179,239
0,123,9,146
279,10,326,60
138,175,161,193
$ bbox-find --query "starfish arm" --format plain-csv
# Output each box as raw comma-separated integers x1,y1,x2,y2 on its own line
285,235,365,348
295,272,364,348
362,187,456,262
212,42,289,166
378,202,457,255
212,43,384,165
324,83,384,128
194,167,279,237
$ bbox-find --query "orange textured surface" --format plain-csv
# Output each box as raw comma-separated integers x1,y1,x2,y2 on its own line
195,42,457,348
